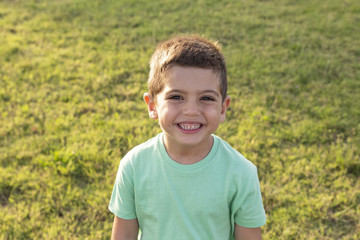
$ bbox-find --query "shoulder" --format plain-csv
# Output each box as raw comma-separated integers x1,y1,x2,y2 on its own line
127,134,160,155
119,133,162,170
211,137,258,188
213,135,258,179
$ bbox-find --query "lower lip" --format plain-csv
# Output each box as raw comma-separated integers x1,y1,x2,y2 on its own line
177,124,203,134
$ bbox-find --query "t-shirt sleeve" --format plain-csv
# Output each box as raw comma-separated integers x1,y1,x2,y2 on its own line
108,156,137,219
233,169,266,228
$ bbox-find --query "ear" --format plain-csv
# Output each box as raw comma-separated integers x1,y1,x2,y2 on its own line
143,93,158,119
220,95,231,123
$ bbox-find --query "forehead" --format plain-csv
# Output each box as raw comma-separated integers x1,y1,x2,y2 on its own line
163,65,221,91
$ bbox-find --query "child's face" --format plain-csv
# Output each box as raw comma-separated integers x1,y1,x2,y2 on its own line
144,65,230,151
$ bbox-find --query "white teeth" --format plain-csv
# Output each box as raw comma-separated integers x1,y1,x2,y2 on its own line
179,123,201,130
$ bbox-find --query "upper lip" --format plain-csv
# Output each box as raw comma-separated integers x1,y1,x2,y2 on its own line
176,121,204,125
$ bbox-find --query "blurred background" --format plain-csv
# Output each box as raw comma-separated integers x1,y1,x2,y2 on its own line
0,0,359,239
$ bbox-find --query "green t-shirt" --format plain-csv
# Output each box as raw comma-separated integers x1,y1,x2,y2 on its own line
109,133,266,239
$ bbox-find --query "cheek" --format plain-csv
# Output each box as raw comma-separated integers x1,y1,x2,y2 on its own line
157,106,176,120
206,106,222,116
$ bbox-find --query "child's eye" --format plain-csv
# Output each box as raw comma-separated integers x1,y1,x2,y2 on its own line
169,95,183,100
201,96,215,101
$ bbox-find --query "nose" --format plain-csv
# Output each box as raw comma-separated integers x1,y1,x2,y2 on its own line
182,99,200,116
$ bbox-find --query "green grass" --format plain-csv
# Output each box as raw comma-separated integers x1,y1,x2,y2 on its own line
1,0,359,239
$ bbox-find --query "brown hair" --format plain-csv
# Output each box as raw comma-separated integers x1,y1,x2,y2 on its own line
148,34,227,101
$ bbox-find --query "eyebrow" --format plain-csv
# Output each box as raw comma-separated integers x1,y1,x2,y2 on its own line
166,89,220,97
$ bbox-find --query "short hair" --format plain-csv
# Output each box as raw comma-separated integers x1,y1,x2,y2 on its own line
148,34,227,102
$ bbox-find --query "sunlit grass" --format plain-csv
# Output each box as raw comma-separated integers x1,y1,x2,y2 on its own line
0,0,359,239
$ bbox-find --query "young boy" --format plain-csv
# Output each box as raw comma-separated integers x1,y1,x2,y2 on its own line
109,35,266,240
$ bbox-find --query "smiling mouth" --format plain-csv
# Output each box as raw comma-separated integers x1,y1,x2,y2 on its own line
178,123,202,130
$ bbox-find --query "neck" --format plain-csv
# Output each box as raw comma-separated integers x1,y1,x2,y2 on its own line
163,135,214,165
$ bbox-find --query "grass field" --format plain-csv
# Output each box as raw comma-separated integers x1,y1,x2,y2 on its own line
0,0,359,239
